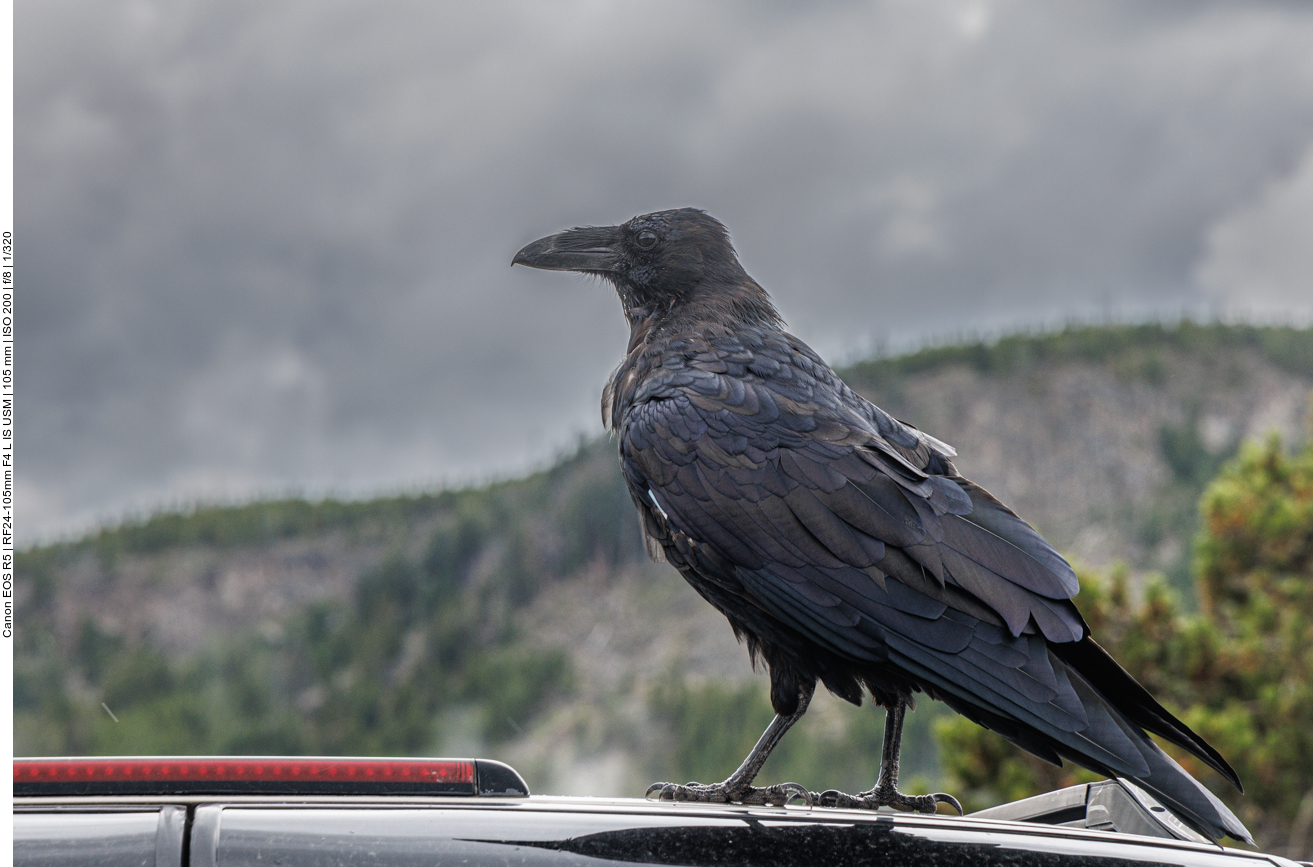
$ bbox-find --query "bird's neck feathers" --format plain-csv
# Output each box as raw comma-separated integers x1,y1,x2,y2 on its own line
620,274,784,345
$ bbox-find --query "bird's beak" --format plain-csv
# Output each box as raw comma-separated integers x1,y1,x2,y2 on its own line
512,225,624,273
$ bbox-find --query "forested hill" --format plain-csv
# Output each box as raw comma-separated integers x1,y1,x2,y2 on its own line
16,322,1313,804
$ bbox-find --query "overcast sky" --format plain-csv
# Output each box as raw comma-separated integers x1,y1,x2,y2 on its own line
19,0,1313,543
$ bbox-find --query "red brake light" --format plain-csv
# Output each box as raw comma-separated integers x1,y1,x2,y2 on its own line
11,757,528,797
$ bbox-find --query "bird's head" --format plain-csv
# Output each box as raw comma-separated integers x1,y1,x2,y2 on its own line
513,208,780,329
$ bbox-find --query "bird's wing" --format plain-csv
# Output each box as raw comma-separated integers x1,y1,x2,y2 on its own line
621,348,1083,644
621,360,1093,720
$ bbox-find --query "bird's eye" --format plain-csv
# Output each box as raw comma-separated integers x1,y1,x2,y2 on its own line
635,230,658,250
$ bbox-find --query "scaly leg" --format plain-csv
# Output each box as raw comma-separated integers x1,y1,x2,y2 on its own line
647,684,814,807
816,698,962,814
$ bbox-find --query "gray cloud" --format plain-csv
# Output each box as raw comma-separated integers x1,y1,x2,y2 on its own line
19,0,1313,541
1197,142,1313,320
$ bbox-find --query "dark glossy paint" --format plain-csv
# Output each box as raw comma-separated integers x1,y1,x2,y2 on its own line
16,800,1296,867
196,806,1277,867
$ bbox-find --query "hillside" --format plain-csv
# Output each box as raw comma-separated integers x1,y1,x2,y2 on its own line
16,322,1313,798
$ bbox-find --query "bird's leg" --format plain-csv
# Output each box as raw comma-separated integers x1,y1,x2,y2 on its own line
815,698,962,814
646,683,814,807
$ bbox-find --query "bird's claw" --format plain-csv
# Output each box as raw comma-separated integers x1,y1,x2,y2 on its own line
645,779,813,807
814,786,962,815
739,781,814,807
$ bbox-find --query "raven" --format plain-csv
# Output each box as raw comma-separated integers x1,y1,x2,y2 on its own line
513,208,1250,843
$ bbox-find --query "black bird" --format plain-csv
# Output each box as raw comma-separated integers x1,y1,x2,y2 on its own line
513,208,1250,843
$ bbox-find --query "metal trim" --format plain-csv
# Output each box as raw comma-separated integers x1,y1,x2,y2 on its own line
190,805,222,867
155,806,186,867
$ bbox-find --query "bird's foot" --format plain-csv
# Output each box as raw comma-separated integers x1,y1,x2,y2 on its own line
645,779,813,807
814,782,962,815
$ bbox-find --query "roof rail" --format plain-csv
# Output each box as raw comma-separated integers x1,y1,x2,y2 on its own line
969,779,1210,844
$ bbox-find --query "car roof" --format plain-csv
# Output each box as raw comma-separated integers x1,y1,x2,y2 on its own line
15,794,1301,866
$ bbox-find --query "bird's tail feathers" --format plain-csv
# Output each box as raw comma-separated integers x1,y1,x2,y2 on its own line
1120,739,1253,845
905,647,1250,843
1053,636,1242,792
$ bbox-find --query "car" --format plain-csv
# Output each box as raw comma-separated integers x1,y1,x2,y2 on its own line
12,756,1308,867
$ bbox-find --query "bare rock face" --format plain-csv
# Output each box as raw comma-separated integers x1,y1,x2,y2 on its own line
50,536,369,656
